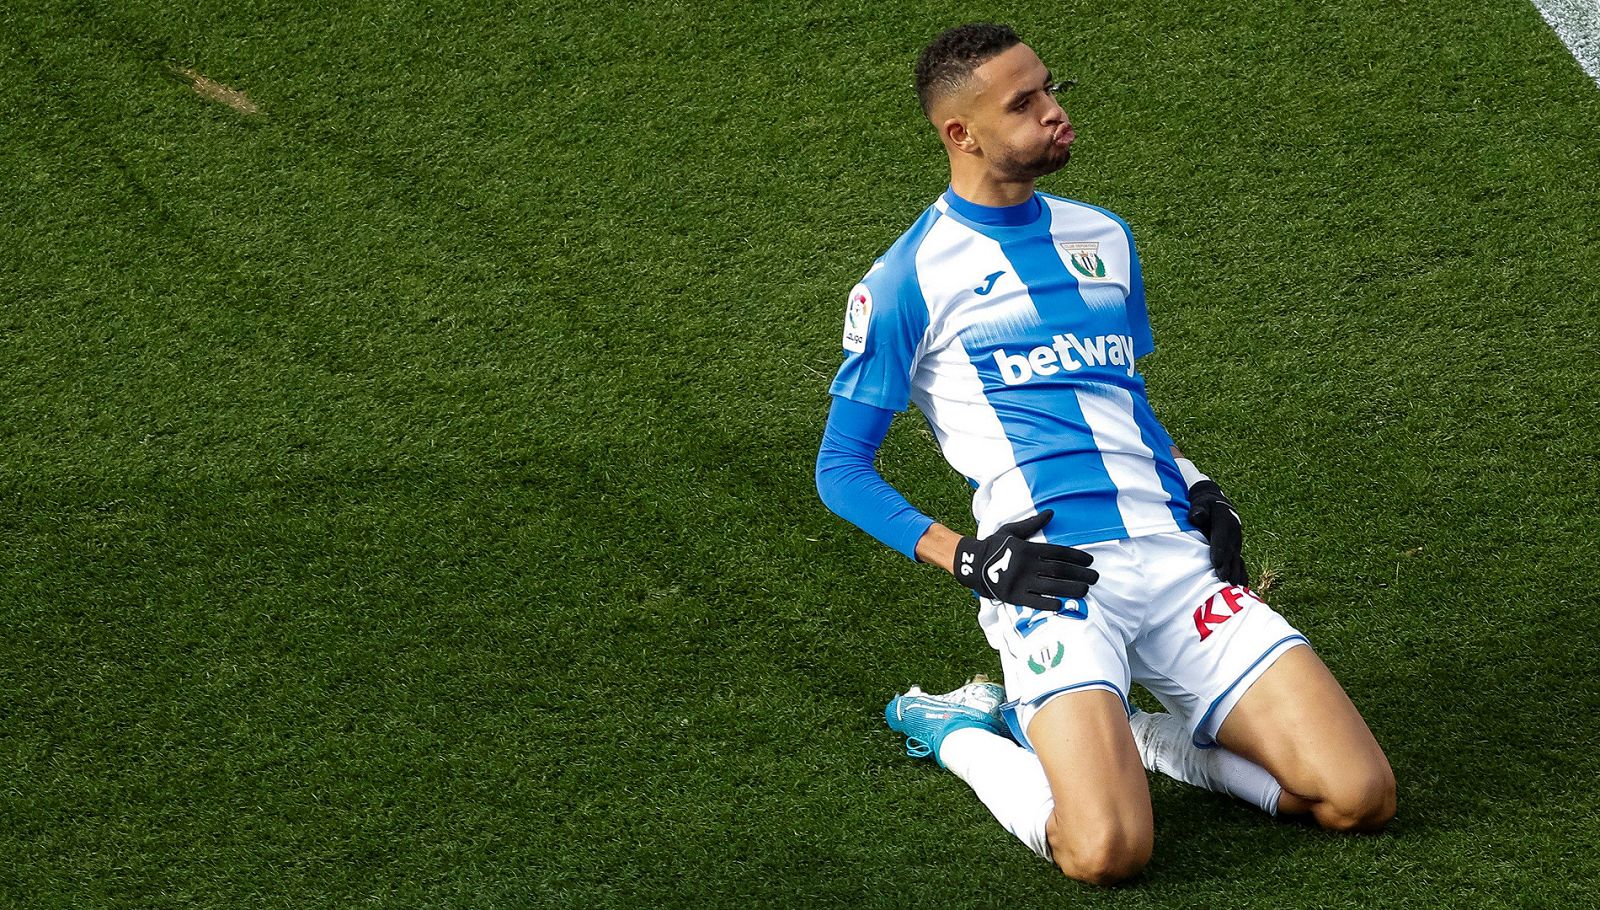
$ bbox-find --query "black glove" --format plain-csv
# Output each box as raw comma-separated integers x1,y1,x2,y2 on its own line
954,510,1098,611
1187,480,1249,587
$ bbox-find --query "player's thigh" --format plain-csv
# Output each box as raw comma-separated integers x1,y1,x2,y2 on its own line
1215,645,1396,826
1131,567,1309,748
1027,689,1153,881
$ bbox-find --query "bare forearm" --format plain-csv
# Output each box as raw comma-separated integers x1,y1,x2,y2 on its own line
914,522,963,574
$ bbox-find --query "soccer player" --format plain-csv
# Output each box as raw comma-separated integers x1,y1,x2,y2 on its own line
815,23,1395,885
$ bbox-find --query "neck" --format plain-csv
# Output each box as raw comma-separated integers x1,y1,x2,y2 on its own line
948,162,1037,207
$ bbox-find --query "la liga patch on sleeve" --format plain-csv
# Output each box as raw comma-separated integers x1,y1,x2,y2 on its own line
842,284,872,353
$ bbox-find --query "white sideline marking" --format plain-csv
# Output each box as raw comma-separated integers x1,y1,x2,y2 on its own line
1530,0,1600,87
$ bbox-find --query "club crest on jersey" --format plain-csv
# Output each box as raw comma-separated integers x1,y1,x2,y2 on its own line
842,284,872,353
1060,241,1107,280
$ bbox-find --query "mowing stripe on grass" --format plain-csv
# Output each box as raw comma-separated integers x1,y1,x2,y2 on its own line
1530,0,1600,86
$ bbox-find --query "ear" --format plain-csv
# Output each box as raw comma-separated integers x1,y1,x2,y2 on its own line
943,117,978,155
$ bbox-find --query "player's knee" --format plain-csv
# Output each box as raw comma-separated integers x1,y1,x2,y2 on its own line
1317,763,1396,832
1051,822,1152,886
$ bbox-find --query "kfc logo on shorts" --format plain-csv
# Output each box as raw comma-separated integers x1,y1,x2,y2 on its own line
1194,585,1259,641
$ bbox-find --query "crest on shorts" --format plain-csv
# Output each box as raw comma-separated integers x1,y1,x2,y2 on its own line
1060,241,1107,280
842,284,871,353
1027,641,1066,675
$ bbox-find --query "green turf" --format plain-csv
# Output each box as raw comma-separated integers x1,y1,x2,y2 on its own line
3,0,1598,906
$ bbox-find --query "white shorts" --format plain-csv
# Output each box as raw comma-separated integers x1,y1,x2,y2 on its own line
978,530,1307,749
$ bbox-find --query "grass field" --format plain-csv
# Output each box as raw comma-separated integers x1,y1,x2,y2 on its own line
3,0,1598,906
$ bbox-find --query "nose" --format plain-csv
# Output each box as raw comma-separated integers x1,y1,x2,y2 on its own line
1043,94,1067,124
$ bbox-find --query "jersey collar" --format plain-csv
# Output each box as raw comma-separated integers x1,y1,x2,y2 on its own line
941,187,1044,227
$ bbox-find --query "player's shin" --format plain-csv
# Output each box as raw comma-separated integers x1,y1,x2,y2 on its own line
1129,712,1283,816
939,728,1055,860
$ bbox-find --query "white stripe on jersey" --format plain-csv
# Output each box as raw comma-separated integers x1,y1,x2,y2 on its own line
916,335,1038,539
1075,385,1182,536
908,216,1039,535
915,211,1038,352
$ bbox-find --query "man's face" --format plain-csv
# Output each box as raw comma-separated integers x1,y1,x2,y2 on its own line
962,44,1073,180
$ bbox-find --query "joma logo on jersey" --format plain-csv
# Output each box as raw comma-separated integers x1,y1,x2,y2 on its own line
992,333,1137,384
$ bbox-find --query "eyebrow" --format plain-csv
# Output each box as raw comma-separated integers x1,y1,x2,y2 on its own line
1004,71,1054,108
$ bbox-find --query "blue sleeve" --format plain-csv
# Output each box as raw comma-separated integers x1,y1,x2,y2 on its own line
827,215,937,411
815,395,937,561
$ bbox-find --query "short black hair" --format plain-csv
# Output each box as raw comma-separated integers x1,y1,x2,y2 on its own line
914,23,1022,117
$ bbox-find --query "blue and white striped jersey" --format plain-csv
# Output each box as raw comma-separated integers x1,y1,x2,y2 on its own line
830,188,1194,546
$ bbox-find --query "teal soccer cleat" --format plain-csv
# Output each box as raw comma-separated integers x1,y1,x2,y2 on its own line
885,677,1009,766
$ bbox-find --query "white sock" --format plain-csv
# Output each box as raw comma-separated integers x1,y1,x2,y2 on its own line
1130,711,1283,816
938,727,1054,860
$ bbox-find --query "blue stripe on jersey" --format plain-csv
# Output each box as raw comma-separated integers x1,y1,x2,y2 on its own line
1130,396,1194,527
984,204,1129,544
965,355,1130,543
